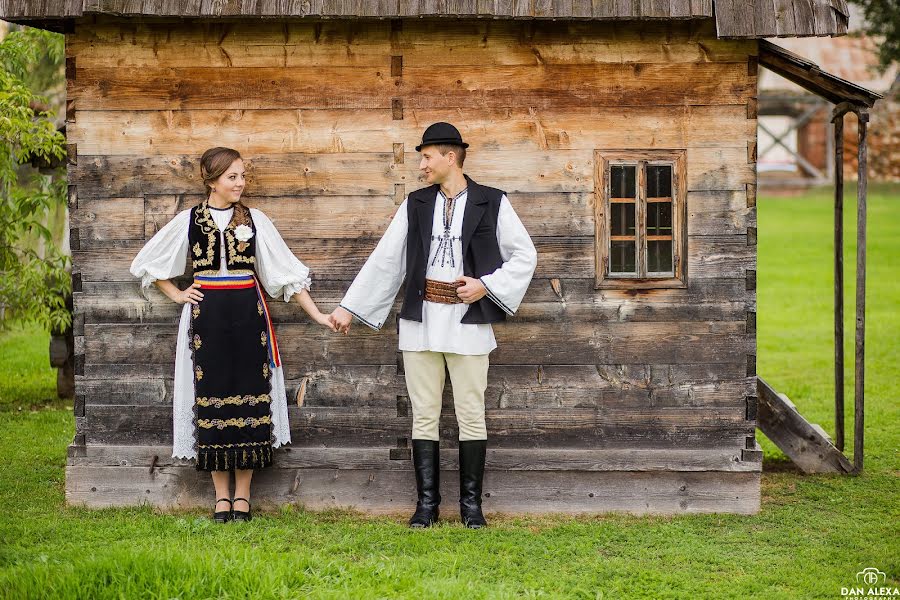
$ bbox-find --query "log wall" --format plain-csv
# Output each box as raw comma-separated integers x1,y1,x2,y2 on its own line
66,16,761,514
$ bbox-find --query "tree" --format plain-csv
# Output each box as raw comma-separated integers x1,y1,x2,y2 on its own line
0,25,69,332
849,0,900,72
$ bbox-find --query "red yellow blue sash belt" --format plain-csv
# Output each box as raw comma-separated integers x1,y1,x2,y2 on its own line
193,273,281,368
194,273,256,290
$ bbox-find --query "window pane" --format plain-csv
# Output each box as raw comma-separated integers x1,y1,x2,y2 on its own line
647,201,672,236
610,165,636,198
611,201,636,236
647,240,673,273
647,165,672,198
610,240,636,274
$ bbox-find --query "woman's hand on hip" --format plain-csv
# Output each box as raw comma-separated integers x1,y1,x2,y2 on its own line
174,282,204,305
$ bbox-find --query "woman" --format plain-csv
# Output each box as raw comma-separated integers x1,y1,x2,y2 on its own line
130,147,334,523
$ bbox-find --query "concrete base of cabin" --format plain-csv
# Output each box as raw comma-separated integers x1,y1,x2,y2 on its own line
66,445,762,515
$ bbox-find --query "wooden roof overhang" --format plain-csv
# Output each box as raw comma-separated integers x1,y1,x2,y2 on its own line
1,0,849,38
759,40,882,108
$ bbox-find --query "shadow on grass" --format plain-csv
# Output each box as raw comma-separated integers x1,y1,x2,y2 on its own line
762,455,804,473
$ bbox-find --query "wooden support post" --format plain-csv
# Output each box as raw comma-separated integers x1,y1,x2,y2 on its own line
854,109,868,473
825,112,834,180
832,112,845,452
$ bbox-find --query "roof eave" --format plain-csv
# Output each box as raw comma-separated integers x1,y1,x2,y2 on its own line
759,40,883,107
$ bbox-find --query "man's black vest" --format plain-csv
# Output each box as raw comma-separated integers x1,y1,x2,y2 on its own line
188,201,257,274
398,175,506,325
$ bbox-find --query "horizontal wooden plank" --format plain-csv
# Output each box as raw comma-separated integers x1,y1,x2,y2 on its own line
73,233,754,281
80,404,754,448
83,318,751,368
69,444,761,472
65,465,760,514
140,192,595,239
128,187,751,244
75,288,754,328
80,275,753,305
69,105,756,155
69,197,144,242
687,190,757,235
72,20,724,48
73,235,596,276
77,364,754,409
687,235,756,278
78,358,753,385
70,63,754,111
70,148,754,199
69,38,754,69
69,20,754,69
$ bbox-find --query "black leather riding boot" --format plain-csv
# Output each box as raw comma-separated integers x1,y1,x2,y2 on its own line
458,439,487,529
409,439,441,528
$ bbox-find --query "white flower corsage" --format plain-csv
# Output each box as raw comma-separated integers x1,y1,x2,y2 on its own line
234,224,254,242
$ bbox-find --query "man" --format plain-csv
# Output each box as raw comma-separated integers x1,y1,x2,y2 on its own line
330,122,537,529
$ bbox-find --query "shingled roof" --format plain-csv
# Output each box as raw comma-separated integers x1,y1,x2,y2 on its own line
0,0,849,38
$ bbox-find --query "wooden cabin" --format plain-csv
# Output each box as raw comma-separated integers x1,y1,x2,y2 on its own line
1,0,871,515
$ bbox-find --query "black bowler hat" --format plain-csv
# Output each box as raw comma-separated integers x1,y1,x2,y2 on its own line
415,122,469,152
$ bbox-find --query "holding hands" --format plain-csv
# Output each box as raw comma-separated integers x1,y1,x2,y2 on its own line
312,310,339,333
324,278,485,336
328,307,353,335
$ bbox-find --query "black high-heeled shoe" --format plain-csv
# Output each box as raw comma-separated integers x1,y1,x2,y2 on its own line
213,498,232,523
232,497,252,522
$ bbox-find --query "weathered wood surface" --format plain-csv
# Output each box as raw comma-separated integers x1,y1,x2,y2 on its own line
756,377,853,473
70,106,757,155
833,111,845,451
71,63,755,111
69,150,755,197
69,444,760,472
65,465,761,514
63,16,758,501
74,278,755,326
714,0,848,38
853,110,867,473
82,319,752,366
77,368,753,410
79,405,755,449
2,0,847,39
70,19,724,49
68,20,759,69
5,0,720,20
72,234,754,281
81,403,753,448
69,189,753,243
758,41,881,107
81,275,754,304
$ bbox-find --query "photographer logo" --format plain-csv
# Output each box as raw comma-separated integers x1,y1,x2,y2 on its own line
840,568,898,599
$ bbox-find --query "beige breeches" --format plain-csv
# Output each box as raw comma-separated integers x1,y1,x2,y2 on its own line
402,351,489,441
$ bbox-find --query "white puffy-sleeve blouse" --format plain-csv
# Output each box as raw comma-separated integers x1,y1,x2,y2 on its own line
129,205,310,459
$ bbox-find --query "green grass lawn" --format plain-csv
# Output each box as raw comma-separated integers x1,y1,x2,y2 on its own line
0,321,61,410
0,185,898,599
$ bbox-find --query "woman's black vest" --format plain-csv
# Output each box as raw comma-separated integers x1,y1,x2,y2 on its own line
399,176,506,325
188,201,257,274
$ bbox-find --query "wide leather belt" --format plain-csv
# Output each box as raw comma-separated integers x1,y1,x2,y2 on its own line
424,278,463,304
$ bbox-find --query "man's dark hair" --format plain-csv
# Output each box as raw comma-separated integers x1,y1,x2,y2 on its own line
435,144,466,167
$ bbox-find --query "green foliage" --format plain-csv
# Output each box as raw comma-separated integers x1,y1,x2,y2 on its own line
0,26,69,332
849,0,900,72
